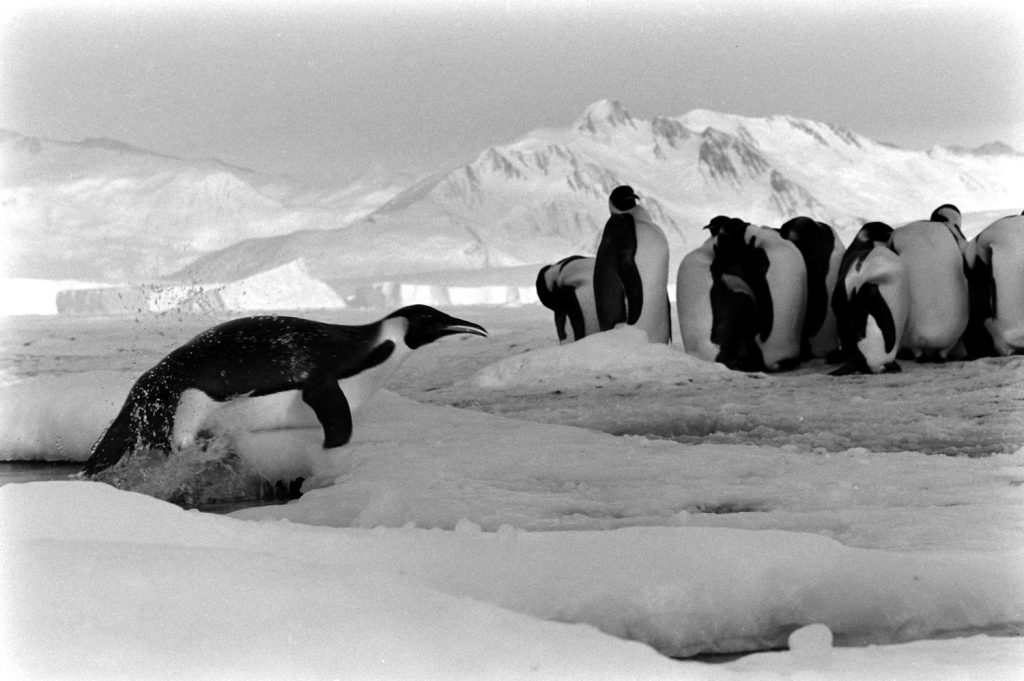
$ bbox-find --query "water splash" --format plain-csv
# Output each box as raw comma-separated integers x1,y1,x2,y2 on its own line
90,433,301,508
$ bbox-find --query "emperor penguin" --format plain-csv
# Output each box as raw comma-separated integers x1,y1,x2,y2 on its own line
593,185,672,343
80,306,487,483
830,222,910,375
889,219,970,361
536,255,599,343
777,216,845,359
930,203,967,249
962,214,1024,356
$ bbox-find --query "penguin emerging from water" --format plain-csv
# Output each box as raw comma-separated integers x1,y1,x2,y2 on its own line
890,218,970,361
830,222,910,375
80,305,487,480
593,185,671,343
963,214,1024,356
536,255,599,343
777,216,844,359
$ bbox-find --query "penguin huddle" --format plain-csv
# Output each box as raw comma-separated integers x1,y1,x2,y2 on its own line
677,205,1024,374
539,190,1024,375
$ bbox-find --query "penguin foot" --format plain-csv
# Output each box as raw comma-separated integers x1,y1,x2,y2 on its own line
882,361,902,373
829,361,865,376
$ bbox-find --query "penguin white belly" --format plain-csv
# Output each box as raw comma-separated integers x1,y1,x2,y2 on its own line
893,222,969,357
633,222,671,343
677,242,717,361
857,316,890,372
988,245,1024,354
753,233,806,369
807,240,845,357
560,258,600,340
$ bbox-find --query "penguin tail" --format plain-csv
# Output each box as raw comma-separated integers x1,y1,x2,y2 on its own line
80,403,137,476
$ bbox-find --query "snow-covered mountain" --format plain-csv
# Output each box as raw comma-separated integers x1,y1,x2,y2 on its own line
0,130,411,282
3,101,1022,291
175,99,1023,285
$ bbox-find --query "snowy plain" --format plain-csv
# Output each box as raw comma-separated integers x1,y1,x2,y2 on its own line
1,301,1023,680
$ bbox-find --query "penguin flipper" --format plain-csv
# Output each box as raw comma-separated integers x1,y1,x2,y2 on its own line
302,379,353,449
854,283,898,354
744,249,773,342
594,214,636,330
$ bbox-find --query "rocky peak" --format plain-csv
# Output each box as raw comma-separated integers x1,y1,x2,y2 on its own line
574,99,636,134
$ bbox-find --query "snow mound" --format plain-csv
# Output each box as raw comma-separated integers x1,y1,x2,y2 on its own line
467,326,730,389
217,259,344,310
2,481,1022,671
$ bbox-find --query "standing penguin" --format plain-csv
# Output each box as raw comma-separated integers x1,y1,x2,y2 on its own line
963,214,1024,356
593,185,671,343
830,222,910,375
777,216,845,359
890,219,970,361
80,306,487,484
536,255,599,343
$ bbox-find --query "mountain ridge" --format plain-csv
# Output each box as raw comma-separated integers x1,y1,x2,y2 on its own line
2,103,1021,285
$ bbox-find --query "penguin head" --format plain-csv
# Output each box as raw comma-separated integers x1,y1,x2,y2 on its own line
387,305,488,349
856,221,894,245
608,185,639,214
930,203,961,227
704,215,750,241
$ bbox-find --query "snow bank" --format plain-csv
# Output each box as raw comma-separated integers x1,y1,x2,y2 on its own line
4,264,541,316
345,280,537,309
2,481,1022,679
0,371,132,460
467,326,728,389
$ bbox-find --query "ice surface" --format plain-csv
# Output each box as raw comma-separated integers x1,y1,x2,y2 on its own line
1,305,1022,677
2,482,1022,679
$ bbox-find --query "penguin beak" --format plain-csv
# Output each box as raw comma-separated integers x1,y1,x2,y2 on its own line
436,314,488,339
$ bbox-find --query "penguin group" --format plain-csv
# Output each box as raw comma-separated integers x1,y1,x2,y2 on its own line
538,189,1024,375
83,187,1020,500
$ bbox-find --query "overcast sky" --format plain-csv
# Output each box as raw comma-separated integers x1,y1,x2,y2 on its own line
1,0,1022,185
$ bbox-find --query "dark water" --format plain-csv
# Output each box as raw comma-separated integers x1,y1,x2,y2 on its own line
0,460,292,514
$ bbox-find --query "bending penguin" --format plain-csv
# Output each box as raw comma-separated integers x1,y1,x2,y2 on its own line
777,216,845,359
80,305,487,486
536,255,599,343
889,217,970,361
962,213,1024,356
593,185,671,343
930,203,967,250
830,222,910,375
702,216,807,371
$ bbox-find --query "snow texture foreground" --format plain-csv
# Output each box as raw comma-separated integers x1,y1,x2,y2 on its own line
1,307,1023,678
